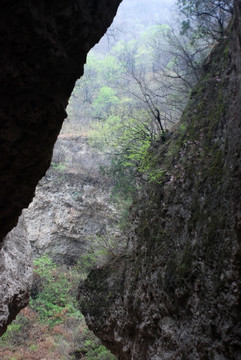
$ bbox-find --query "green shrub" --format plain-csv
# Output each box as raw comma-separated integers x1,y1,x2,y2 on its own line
0,313,31,347
29,344,38,351
51,162,67,172
0,255,116,359
78,232,127,277
30,255,82,326
79,329,115,360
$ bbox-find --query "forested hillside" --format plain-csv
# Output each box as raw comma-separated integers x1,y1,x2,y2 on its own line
66,0,232,202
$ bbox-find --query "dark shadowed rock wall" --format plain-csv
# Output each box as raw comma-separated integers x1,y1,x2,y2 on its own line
0,0,122,335
0,0,122,242
78,1,241,359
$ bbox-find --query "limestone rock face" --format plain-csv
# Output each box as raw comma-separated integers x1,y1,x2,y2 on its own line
0,217,32,336
0,0,122,242
24,135,121,264
78,2,241,359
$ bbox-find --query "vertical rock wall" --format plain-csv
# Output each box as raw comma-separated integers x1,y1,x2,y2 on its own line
78,1,241,359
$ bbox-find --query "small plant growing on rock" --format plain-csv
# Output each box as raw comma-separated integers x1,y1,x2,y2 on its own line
51,161,67,172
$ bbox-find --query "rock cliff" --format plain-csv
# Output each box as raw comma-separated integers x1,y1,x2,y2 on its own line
0,217,32,337
0,0,122,335
23,135,122,264
78,1,241,359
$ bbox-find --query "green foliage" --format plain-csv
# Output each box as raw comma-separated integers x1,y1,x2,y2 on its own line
101,158,137,200
0,255,116,359
177,0,232,40
98,55,122,85
66,2,222,204
78,231,127,275
77,252,100,273
30,255,82,326
79,329,115,360
0,322,21,345
29,344,38,352
147,168,166,184
0,313,31,347
180,124,187,131
51,161,67,172
93,86,119,119
88,113,163,189
81,15,214,199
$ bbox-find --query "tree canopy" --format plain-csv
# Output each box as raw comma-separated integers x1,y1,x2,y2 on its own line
177,0,233,40
65,0,233,199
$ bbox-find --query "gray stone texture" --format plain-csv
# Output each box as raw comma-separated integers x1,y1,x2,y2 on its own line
78,1,241,359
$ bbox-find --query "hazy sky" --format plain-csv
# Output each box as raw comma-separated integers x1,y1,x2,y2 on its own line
95,0,178,52
115,0,177,27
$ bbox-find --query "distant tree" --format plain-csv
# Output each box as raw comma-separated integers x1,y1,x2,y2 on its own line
88,107,165,188
177,0,233,40
74,53,100,105
93,86,119,119
66,53,100,127
113,23,208,129
113,28,177,134
150,21,210,116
